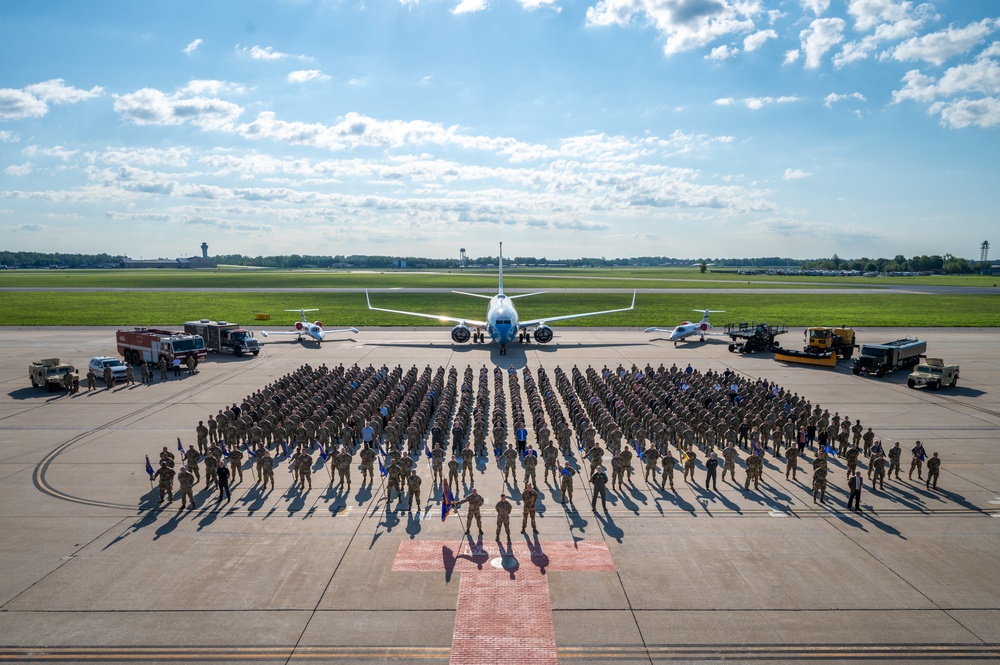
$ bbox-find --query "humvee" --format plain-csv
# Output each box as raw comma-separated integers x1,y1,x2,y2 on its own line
907,358,959,390
29,358,78,392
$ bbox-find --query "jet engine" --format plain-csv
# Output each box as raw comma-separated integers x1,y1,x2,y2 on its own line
314,321,323,327
451,325,472,344
699,323,709,331
294,321,304,331
533,326,554,344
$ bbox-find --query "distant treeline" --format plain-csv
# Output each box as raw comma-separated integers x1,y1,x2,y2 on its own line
0,250,981,273
801,253,979,274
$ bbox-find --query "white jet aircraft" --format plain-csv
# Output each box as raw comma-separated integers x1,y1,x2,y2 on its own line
365,243,636,356
645,310,725,346
260,309,359,345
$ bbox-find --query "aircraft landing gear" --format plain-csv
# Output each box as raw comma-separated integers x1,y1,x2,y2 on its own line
500,344,507,356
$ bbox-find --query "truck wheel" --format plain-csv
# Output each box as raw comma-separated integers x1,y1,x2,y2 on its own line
931,381,940,391
31,377,40,389
852,367,860,376
728,344,736,353
46,381,55,393
876,368,885,378
234,347,243,357
907,379,915,389
949,378,957,387
252,349,260,356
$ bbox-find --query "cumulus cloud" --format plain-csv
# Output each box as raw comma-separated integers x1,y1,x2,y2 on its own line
706,44,739,60
892,59,1000,127
238,44,312,61
782,167,812,179
747,217,884,240
23,145,78,161
891,19,999,66
783,49,801,64
801,0,829,16
585,0,763,56
824,91,867,107
743,29,776,51
114,83,244,131
4,162,33,176
931,97,1000,128
517,0,561,9
0,79,103,121
453,0,487,13
0,130,19,142
800,18,845,69
288,69,332,83
183,38,203,55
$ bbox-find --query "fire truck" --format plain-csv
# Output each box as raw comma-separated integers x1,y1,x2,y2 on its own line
116,328,208,366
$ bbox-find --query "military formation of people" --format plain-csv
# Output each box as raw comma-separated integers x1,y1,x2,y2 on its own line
85,355,197,393
146,361,944,520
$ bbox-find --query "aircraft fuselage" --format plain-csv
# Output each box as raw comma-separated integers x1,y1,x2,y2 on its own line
486,295,519,345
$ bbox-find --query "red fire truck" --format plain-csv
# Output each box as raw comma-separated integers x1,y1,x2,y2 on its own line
116,328,208,366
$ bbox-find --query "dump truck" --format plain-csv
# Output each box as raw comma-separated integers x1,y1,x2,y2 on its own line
116,328,207,366
852,338,926,377
29,358,78,392
773,327,858,367
907,358,959,390
725,322,788,354
184,320,260,357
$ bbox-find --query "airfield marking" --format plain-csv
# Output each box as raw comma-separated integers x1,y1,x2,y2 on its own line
392,540,615,665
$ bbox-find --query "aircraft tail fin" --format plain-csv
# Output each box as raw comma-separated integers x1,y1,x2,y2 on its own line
498,241,504,296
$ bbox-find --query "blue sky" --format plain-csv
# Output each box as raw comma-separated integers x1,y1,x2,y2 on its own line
1,0,997,260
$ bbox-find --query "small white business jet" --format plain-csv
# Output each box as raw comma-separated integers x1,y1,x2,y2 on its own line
645,310,725,346
261,309,359,345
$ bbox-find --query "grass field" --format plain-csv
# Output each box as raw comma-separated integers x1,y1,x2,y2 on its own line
5,267,998,289
3,291,998,327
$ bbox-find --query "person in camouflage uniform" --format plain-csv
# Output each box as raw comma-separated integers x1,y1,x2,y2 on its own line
744,450,761,490
125,364,135,386
456,488,484,535
158,356,168,380
521,483,539,534
207,415,218,445
643,444,660,483
229,445,244,483
559,462,576,504
335,447,353,489
177,466,195,509
298,449,313,490
870,452,886,490
502,444,519,485
862,427,875,456
431,444,446,484
153,460,175,505
660,449,676,490
722,443,738,483
204,451,219,490
461,444,476,484
682,446,698,482
398,454,415,483
584,443,605,476
610,452,625,490
86,369,97,391
359,445,376,484
495,494,513,540
888,442,902,480
196,421,209,454
926,452,941,489
386,460,404,509
812,461,828,503
522,447,538,487
406,469,422,512
909,441,926,480
785,444,799,481
184,445,201,483
258,451,274,490
541,443,559,483
845,444,860,479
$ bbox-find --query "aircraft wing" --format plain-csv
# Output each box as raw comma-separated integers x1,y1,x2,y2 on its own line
260,330,302,337
324,327,360,335
519,291,635,327
644,327,679,334
366,291,487,327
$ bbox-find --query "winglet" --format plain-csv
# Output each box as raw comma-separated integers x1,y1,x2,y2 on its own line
350,327,359,334
261,330,269,337
365,289,372,309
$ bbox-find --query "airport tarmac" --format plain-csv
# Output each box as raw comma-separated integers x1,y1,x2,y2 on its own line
1,326,998,664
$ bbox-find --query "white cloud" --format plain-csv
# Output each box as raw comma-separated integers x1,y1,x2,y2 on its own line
800,18,845,69
4,162,33,176
824,91,867,107
113,83,244,131
453,0,488,13
747,217,884,241
932,97,1000,128
238,44,313,62
101,147,193,168
743,29,776,51
715,96,800,109
782,167,812,179
517,0,561,9
801,0,829,16
183,38,203,55
891,19,999,66
0,79,102,121
0,130,19,142
981,42,1000,59
706,44,739,60
848,0,916,32
288,69,332,83
585,0,763,57
180,80,245,96
783,49,801,64
23,145,78,161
